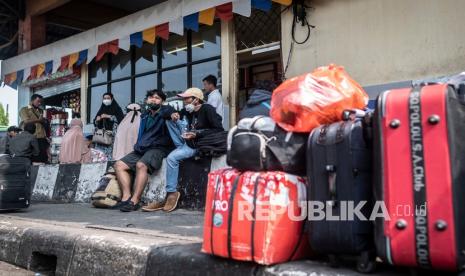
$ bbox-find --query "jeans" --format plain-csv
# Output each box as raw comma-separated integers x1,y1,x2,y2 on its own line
166,120,196,193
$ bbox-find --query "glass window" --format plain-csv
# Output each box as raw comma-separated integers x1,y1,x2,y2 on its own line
111,50,131,80
89,57,108,85
135,73,157,106
136,42,157,74
110,80,132,113
192,60,221,89
162,35,187,68
192,23,221,62
162,68,187,99
89,85,108,121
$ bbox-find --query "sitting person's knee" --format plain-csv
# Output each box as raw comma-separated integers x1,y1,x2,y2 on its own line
136,161,147,171
114,160,126,171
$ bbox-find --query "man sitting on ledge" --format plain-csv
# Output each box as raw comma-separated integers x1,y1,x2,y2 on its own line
114,89,175,212
142,87,223,212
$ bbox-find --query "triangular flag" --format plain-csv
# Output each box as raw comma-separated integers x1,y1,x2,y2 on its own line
108,40,119,55
16,70,24,84
96,40,119,61
69,52,79,69
30,65,38,79
4,72,16,85
87,45,98,64
23,67,31,81
45,61,53,75
233,0,252,17
156,23,170,40
169,17,184,36
252,0,271,11
52,57,60,73
199,8,215,26
37,63,46,77
142,27,156,44
59,55,70,71
76,50,88,66
118,35,130,51
272,0,292,5
216,3,233,21
130,32,143,48
184,13,199,32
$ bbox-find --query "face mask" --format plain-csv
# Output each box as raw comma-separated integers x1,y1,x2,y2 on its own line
185,103,195,113
147,103,161,111
103,99,112,106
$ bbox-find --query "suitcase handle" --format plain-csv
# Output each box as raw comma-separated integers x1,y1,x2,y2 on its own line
326,165,337,207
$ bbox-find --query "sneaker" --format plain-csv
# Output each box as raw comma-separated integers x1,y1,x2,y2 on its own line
141,201,165,212
163,192,180,212
120,201,142,212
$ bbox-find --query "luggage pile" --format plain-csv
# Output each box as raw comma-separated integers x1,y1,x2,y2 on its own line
202,64,465,274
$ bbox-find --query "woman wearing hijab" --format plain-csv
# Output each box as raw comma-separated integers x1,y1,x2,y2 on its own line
93,92,124,160
59,119,91,164
112,103,141,160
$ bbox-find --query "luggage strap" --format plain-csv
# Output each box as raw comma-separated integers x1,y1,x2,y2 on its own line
227,173,242,259
250,175,261,262
408,86,431,268
210,173,222,256
323,123,340,207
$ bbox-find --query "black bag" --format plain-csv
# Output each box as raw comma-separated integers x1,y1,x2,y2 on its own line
0,155,31,210
195,131,228,158
306,111,376,273
227,116,307,175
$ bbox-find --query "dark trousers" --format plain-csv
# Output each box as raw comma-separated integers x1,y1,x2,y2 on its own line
31,138,49,163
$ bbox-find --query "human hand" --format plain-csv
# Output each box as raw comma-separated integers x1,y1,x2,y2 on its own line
101,114,111,119
182,132,196,140
96,116,101,121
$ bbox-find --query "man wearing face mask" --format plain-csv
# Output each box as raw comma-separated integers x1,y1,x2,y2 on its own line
19,94,49,163
114,89,175,212
142,87,223,213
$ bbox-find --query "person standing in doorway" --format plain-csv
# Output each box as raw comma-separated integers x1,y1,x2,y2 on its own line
93,92,125,161
19,94,49,163
202,75,224,120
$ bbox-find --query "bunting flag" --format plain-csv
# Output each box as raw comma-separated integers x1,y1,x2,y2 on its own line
16,70,24,84
216,3,233,21
23,67,31,81
233,0,252,17
142,27,157,44
37,63,46,78
199,8,215,26
4,72,15,85
118,36,130,51
45,61,53,75
59,55,70,71
69,52,79,69
156,23,170,40
87,45,98,64
130,32,143,48
272,0,292,5
252,0,272,11
30,65,38,80
52,57,60,73
169,17,184,36
76,50,88,66
184,13,199,32
96,40,119,61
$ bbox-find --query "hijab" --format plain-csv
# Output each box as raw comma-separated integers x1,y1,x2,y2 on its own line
94,92,125,128
112,103,141,160
59,119,91,164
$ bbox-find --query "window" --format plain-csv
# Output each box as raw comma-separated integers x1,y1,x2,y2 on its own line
87,21,222,122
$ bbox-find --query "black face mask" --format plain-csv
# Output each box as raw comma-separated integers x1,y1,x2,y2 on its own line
147,103,161,111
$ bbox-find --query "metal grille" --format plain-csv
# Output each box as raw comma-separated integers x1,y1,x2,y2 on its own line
234,4,281,51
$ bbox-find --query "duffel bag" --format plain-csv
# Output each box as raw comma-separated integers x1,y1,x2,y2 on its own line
91,167,122,208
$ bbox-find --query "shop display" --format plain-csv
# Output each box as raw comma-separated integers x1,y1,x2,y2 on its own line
46,109,69,164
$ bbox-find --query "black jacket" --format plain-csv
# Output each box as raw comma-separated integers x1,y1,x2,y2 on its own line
180,104,224,148
8,132,40,158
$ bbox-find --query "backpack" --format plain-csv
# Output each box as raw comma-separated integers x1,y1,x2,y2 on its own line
195,131,228,158
91,168,122,208
227,116,308,175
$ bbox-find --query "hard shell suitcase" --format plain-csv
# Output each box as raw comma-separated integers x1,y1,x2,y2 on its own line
374,84,465,272
202,168,310,265
0,155,31,210
307,112,376,273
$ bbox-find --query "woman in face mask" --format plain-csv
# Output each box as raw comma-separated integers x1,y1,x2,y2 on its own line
93,92,124,160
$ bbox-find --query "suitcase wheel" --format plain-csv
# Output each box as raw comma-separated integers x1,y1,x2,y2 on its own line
356,251,377,274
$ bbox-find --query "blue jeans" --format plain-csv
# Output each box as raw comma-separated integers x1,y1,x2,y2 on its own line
166,120,196,193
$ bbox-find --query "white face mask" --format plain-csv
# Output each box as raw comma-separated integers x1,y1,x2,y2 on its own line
103,99,112,106
185,99,198,113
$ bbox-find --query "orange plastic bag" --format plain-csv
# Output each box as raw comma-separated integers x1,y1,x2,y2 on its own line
270,64,368,133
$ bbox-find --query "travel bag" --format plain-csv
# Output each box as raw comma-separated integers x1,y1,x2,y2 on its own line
0,155,31,210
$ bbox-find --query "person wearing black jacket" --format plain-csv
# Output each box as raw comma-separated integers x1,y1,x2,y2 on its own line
142,87,223,213
114,89,175,212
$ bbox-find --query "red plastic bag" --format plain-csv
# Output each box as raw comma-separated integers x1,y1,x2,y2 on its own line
270,64,368,132
202,169,311,265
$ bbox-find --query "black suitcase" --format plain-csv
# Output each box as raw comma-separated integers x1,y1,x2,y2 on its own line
306,112,376,273
0,155,31,210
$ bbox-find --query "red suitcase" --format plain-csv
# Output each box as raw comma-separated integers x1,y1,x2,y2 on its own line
202,168,310,265
374,84,465,272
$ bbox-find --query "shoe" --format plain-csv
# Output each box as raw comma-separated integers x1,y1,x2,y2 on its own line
163,192,180,212
142,201,165,212
111,199,131,210
120,201,142,212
